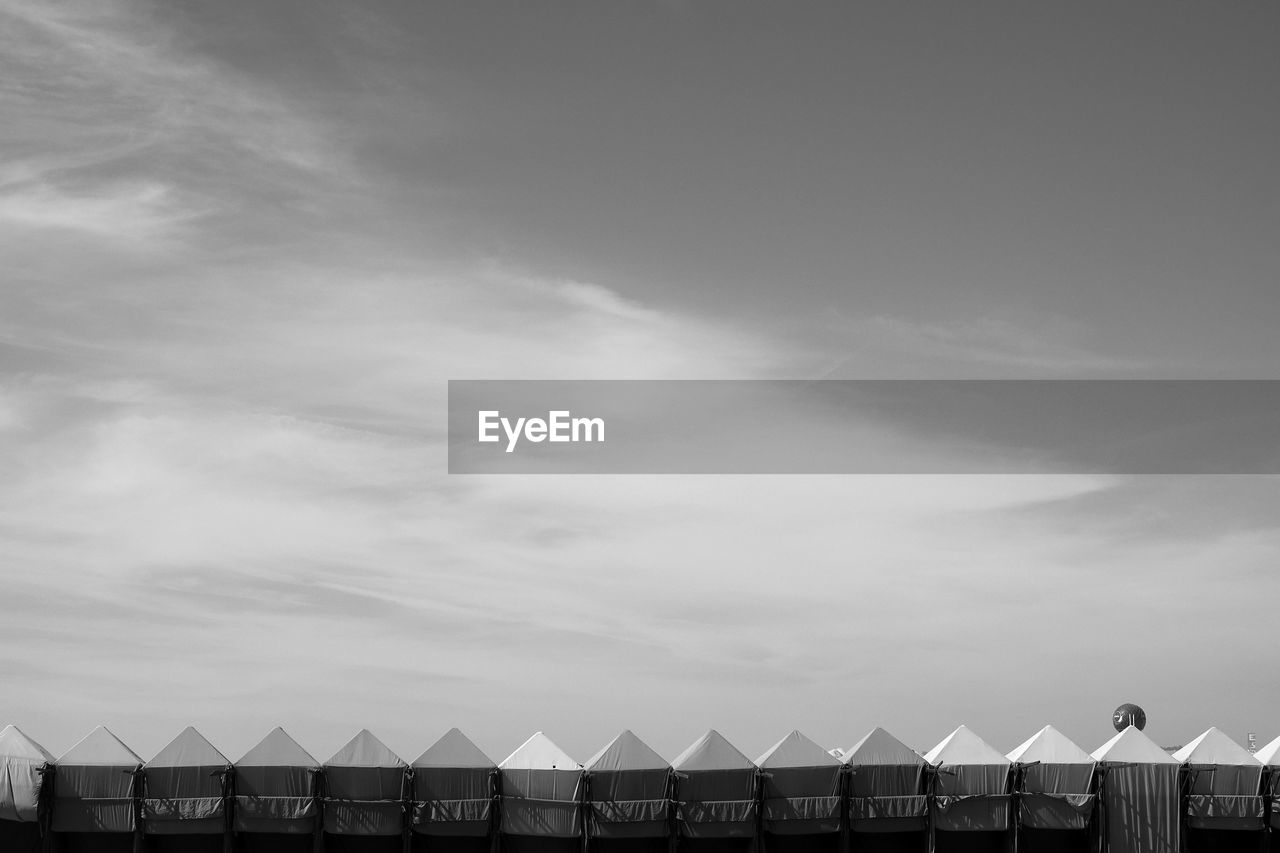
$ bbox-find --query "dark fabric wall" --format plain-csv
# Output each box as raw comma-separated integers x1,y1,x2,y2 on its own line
931,829,1008,853
845,831,926,853
0,820,43,853
1013,828,1089,853
413,833,493,853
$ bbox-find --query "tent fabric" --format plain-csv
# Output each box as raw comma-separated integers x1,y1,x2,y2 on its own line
755,731,841,836
924,727,1010,833
1092,727,1180,853
142,727,231,836
233,727,321,835
843,728,929,834
499,733,583,838
323,730,408,836
412,728,495,837
670,731,757,839
51,727,144,833
1172,727,1264,831
0,725,54,824
1006,726,1096,831
1256,735,1280,830
584,730,671,839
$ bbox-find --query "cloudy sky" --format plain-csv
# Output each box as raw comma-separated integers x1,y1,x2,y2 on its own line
2,0,1279,764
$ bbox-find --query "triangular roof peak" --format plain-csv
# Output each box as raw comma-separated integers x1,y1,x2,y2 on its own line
844,727,928,767
236,727,319,767
500,732,580,770
326,729,406,768
0,725,55,763
1092,726,1178,764
586,730,669,771
1255,735,1280,766
1172,727,1257,766
924,725,1009,766
756,730,841,768
59,726,142,766
147,726,229,768
1007,725,1094,765
413,728,495,769
672,730,755,772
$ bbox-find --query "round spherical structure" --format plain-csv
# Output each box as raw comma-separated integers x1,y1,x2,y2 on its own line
1112,703,1147,732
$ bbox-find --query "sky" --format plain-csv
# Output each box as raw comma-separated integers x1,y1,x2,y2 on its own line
2,0,1279,764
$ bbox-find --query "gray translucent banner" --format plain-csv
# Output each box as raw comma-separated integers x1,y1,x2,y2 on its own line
447,380,1280,474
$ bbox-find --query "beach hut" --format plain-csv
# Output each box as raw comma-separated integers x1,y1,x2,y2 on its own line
498,732,583,853
142,726,232,853
1172,727,1264,852
1256,735,1280,852
754,731,841,853
410,728,496,853
670,731,757,853
232,727,321,853
844,727,930,853
923,726,1011,853
584,731,671,848
584,730,671,853
1006,726,1095,853
51,726,144,853
1090,726,1179,853
323,730,409,853
0,725,54,853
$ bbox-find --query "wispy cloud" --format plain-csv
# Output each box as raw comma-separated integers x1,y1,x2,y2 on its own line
847,313,1151,376
0,0,347,249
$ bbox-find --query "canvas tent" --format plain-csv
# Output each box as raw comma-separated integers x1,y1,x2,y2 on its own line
0,725,54,853
923,726,1010,853
1091,726,1179,853
142,726,232,852
1256,734,1280,850
411,728,496,841
51,726,144,853
843,727,930,843
670,731,757,844
583,730,671,844
1006,726,1096,831
755,730,841,841
1172,727,1264,850
233,726,321,852
322,729,409,852
498,732,583,853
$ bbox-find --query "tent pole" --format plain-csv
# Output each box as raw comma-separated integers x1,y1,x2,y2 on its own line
132,765,145,853
838,765,849,853
581,771,591,853
221,767,234,853
403,766,414,853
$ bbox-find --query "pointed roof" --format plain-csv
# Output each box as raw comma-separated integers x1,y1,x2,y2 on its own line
757,730,841,768
1173,727,1257,766
1092,726,1178,764
844,727,928,767
325,729,406,768
1255,735,1280,766
1007,726,1094,765
236,727,319,767
147,727,229,768
499,732,580,770
587,730,669,771
925,726,1009,766
413,728,495,769
671,730,755,772
58,726,142,766
0,725,54,763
